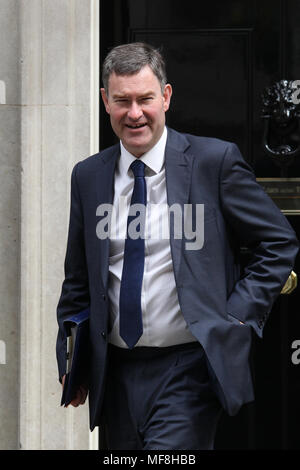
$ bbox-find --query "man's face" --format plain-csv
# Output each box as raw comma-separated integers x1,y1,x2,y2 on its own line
101,65,172,157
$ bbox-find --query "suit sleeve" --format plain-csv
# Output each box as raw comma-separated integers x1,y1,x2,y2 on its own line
56,162,90,381
220,143,299,337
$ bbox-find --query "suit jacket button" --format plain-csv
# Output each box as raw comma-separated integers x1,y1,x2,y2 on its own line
102,294,106,301
101,331,106,339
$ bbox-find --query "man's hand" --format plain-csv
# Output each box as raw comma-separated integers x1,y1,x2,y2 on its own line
62,375,88,407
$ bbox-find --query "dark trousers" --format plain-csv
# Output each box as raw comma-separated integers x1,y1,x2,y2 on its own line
101,341,222,450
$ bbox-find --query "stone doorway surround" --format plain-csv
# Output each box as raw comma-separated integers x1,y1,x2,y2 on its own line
0,0,100,450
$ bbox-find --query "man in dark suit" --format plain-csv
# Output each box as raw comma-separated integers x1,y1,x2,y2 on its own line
56,42,299,450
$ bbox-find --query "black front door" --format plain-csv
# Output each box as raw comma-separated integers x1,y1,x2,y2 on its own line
100,0,300,449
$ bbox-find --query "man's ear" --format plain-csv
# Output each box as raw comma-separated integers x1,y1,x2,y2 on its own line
100,88,110,114
163,84,172,112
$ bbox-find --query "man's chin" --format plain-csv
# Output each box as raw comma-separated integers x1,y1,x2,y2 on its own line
122,139,153,157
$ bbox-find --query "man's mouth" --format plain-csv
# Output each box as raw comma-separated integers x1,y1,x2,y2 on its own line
125,123,147,129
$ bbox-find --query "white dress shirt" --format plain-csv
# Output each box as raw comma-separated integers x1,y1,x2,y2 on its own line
107,127,197,348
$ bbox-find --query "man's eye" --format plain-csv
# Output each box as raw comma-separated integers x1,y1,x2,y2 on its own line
138,97,153,104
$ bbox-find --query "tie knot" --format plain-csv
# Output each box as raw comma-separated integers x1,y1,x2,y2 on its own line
130,159,145,178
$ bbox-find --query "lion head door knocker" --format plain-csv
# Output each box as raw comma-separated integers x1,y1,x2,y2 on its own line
261,80,300,173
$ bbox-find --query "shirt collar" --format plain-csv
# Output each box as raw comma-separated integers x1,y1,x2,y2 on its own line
119,126,167,176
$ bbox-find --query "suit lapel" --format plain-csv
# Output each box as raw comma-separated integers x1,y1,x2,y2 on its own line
165,129,194,283
95,144,119,290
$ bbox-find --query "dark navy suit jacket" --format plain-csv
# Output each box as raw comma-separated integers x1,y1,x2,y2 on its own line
56,127,299,431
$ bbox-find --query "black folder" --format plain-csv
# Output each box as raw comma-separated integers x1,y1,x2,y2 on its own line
60,307,90,407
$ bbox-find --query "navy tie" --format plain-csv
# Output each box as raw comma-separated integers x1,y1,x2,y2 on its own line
119,159,147,349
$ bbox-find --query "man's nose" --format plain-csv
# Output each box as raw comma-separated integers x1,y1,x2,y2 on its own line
127,101,143,120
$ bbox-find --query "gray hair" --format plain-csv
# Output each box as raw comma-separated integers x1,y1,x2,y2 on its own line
102,42,167,95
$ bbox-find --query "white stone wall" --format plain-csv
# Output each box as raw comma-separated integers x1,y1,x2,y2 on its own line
0,0,21,451
0,0,99,450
